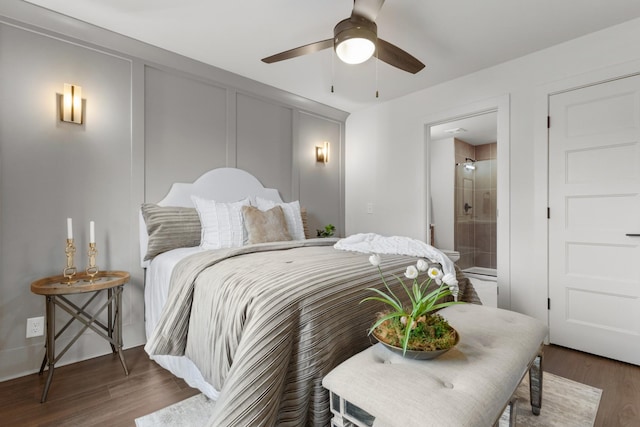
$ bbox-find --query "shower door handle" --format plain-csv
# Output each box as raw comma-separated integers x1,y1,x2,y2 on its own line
626,233,640,237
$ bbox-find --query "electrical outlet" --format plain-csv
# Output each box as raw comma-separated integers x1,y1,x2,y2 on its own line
366,202,373,214
26,316,44,338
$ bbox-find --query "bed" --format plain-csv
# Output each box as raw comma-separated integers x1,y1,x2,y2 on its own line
140,168,480,427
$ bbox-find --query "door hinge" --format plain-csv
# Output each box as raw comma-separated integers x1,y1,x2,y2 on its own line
547,116,551,128
547,207,550,219
547,298,551,310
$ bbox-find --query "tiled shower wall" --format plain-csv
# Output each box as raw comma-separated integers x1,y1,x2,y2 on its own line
454,139,497,270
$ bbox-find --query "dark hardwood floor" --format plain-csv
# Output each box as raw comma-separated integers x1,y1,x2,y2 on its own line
0,346,199,426
1,344,639,426
543,345,640,427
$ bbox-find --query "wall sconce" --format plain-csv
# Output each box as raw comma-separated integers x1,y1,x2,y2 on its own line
60,83,83,124
316,142,330,164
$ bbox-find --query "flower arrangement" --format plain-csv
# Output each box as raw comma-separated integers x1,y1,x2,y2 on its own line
361,254,462,356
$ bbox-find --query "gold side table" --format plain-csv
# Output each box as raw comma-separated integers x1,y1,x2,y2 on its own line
30,270,130,402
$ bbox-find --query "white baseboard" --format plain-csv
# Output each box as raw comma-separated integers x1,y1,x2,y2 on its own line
0,320,145,383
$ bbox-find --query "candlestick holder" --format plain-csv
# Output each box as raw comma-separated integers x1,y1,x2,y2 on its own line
84,242,100,283
62,239,78,284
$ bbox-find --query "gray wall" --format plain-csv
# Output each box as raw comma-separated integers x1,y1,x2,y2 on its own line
298,112,344,237
0,3,347,381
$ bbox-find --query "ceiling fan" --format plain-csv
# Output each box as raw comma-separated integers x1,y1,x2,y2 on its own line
261,0,425,74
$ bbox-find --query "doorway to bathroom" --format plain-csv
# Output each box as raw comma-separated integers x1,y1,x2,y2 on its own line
424,95,510,308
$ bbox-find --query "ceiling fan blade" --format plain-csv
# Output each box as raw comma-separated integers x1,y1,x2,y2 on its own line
376,38,425,74
262,39,333,64
352,0,385,21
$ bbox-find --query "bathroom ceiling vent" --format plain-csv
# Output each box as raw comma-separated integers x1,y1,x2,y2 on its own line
443,127,467,135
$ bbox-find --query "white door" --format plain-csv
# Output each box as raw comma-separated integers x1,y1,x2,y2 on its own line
549,74,640,365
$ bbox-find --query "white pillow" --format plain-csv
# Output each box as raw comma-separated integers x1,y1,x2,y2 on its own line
255,197,306,241
192,196,250,249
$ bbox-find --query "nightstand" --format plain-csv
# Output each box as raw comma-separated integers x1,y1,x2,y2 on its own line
30,270,130,402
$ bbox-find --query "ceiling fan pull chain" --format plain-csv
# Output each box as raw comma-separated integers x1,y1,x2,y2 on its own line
331,47,335,93
375,47,379,98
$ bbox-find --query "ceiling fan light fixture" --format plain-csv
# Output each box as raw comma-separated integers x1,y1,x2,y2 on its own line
334,17,377,65
336,37,375,64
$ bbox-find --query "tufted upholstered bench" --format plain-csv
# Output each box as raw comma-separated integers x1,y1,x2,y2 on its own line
322,304,548,427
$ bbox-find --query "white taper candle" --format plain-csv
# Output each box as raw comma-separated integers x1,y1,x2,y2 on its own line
67,218,73,239
89,221,95,244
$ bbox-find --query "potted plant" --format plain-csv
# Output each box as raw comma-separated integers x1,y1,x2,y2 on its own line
361,254,462,359
316,224,336,238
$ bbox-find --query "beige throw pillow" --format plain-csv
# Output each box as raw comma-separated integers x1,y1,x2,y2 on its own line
242,205,292,244
254,197,306,240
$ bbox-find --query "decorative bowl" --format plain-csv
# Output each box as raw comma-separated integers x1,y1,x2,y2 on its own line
373,329,459,360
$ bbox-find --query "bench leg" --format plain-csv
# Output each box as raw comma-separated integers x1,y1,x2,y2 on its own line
493,397,518,427
508,397,518,427
529,352,543,415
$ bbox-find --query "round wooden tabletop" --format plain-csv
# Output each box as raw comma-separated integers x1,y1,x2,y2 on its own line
30,270,130,295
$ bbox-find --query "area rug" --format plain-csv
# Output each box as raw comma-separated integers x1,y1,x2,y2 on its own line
135,393,216,427
498,372,602,427
136,372,601,427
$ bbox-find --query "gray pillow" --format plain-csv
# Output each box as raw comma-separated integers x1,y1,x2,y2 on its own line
242,205,292,244
141,203,201,260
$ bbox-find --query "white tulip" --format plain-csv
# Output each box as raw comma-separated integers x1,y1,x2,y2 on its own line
369,253,382,267
428,267,443,280
416,259,429,272
405,265,419,279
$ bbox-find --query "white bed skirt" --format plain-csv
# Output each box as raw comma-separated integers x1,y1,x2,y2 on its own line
150,354,220,400
144,247,220,400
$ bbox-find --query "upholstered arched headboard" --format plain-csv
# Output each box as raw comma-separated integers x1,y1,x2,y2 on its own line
139,168,283,267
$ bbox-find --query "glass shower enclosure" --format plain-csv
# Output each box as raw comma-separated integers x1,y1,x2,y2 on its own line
454,158,497,275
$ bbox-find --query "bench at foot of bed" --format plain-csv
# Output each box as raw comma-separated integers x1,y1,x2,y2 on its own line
322,304,548,427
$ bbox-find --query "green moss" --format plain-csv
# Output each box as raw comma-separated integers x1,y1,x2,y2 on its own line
373,312,457,352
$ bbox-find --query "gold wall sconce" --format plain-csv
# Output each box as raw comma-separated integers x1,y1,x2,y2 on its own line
60,83,83,124
316,142,330,163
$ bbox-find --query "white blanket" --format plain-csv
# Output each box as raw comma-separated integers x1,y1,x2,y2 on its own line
334,233,459,298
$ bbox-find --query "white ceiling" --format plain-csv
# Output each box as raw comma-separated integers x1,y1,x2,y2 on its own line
22,0,640,113
430,112,498,146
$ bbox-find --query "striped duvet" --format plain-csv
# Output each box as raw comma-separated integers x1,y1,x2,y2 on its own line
145,239,480,426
